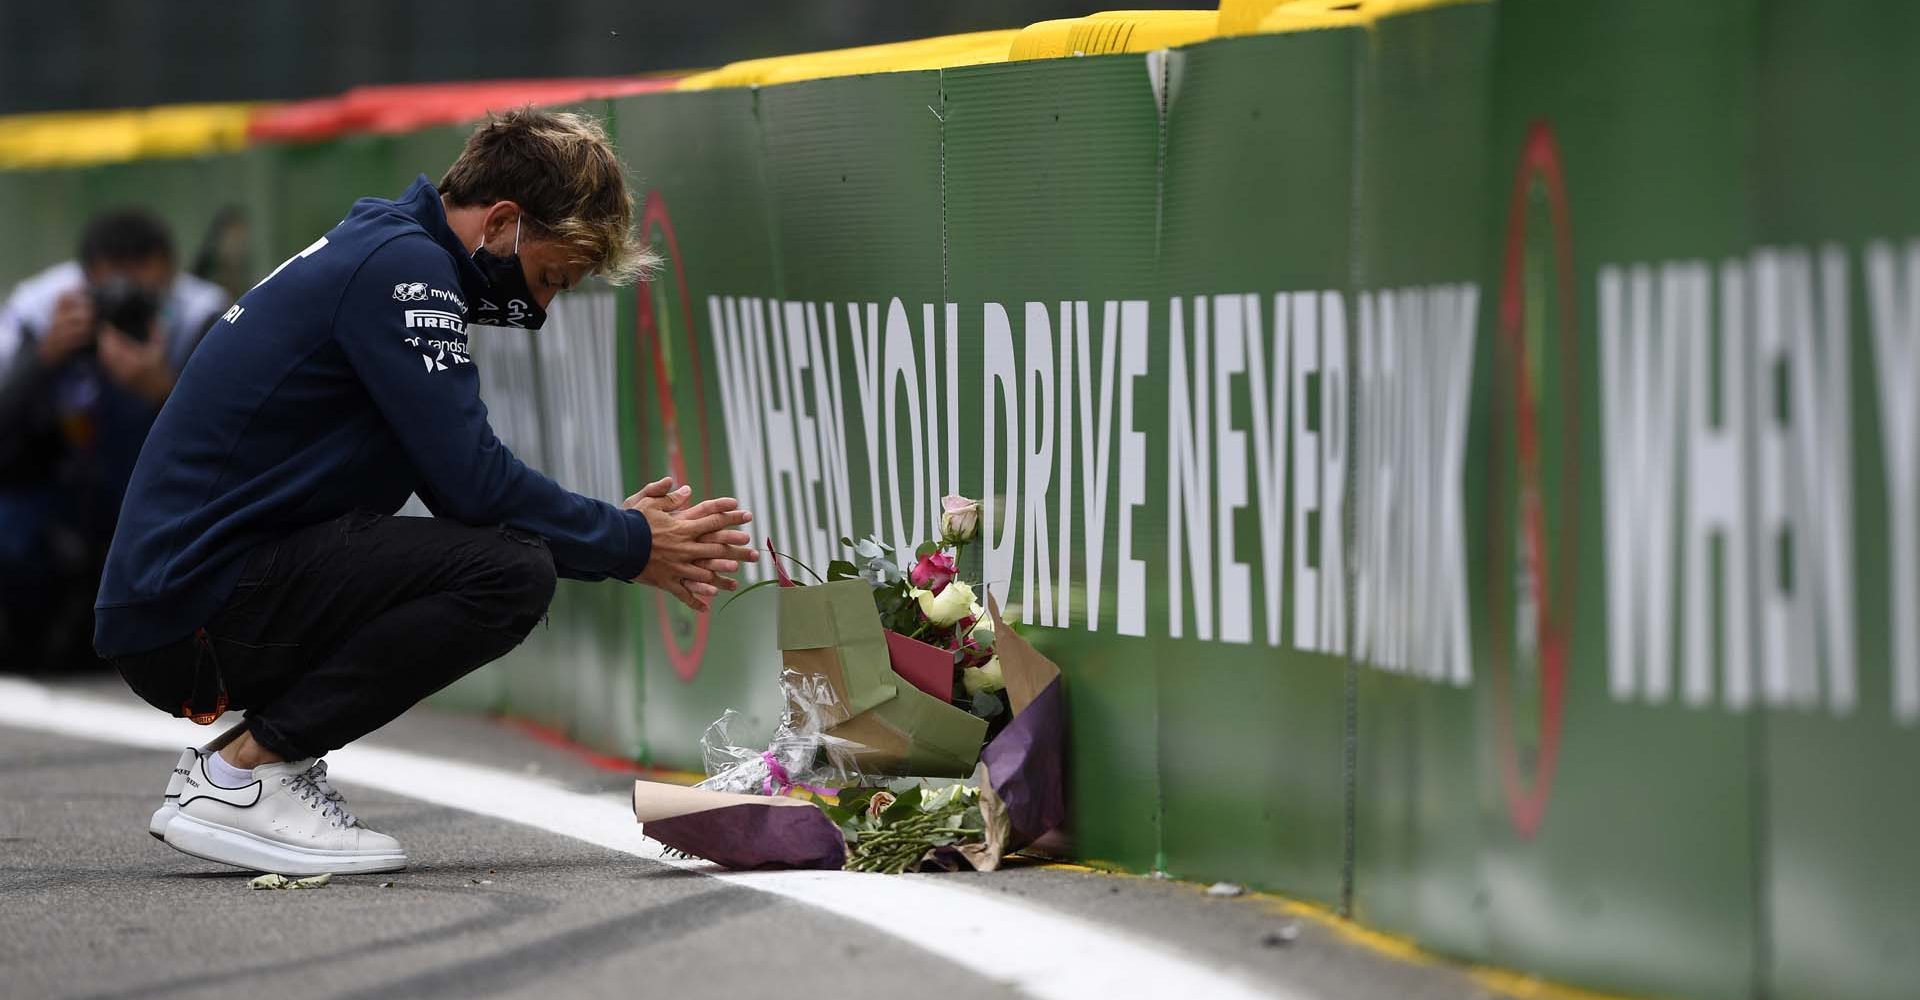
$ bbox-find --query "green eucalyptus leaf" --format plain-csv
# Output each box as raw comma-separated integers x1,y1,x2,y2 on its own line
968,691,1004,720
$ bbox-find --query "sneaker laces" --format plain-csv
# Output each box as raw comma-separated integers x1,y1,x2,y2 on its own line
305,760,347,806
287,762,359,828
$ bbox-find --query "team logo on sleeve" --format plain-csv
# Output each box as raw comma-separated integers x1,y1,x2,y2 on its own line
401,309,469,373
403,309,465,333
392,282,429,301
403,332,470,373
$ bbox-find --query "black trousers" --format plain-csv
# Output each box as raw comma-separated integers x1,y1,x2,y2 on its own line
111,511,557,760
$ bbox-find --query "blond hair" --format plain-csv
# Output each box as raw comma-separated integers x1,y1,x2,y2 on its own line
439,107,659,285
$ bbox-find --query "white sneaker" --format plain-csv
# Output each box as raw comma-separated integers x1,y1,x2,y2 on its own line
148,722,249,841
148,747,198,840
302,758,350,813
162,754,407,875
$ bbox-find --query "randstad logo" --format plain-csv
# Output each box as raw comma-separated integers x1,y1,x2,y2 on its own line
404,334,470,373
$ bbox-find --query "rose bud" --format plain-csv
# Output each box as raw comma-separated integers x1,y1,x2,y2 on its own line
940,494,981,544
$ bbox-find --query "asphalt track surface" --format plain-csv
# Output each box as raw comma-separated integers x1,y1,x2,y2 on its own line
0,676,1504,1000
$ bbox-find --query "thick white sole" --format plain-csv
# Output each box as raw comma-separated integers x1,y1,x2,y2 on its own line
163,811,407,876
149,801,177,840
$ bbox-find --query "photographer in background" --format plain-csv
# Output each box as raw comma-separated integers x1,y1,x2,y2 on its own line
0,209,229,673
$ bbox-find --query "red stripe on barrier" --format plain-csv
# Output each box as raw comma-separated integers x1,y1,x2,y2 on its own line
501,714,700,783
248,77,679,143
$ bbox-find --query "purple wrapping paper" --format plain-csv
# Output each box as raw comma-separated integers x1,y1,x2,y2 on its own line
643,801,848,871
980,676,1067,852
633,639,1065,873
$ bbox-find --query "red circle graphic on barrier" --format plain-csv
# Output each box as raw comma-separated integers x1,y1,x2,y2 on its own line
635,190,715,683
1490,121,1579,839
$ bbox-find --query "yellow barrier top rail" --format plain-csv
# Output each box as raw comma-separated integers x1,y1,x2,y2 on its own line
0,103,256,170
0,0,1489,168
1223,0,1485,35
681,0,1484,91
676,30,1021,90
1008,11,1221,61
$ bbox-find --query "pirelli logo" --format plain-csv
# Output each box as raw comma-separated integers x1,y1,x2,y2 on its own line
404,309,465,333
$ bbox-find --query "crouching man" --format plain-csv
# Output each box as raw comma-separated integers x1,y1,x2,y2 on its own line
93,109,756,875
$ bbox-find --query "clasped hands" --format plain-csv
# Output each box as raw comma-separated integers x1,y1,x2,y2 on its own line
623,477,758,612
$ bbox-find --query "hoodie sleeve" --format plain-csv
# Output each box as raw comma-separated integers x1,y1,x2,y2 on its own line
333,235,650,582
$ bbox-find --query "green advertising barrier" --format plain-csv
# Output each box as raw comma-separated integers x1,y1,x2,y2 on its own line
1348,0,1495,962
81,154,263,283
1753,3,1920,997
942,55,1169,873
0,153,266,294
0,168,87,287
265,135,401,264
1156,30,1357,903
1484,1,1761,996
612,88,791,765
10,4,1920,995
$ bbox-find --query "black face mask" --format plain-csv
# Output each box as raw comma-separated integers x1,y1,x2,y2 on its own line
468,220,547,330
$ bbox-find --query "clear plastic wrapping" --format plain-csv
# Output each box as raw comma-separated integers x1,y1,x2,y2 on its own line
696,669,868,795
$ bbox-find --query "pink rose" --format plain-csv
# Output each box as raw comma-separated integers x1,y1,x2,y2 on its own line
940,494,981,543
909,551,958,594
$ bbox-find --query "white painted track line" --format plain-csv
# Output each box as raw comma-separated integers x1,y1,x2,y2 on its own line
0,677,1301,1000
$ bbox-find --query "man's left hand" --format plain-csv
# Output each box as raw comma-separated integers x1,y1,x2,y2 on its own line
98,320,174,406
624,476,758,606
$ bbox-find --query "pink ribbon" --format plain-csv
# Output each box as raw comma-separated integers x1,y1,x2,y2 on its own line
761,751,837,798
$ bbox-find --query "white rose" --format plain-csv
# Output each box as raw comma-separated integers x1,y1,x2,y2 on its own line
921,784,974,812
940,494,981,543
913,579,977,626
967,614,996,650
962,657,1005,696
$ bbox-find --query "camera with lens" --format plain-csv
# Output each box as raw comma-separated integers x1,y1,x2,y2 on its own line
90,278,160,343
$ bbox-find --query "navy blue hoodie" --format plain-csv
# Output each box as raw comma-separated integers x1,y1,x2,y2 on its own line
94,176,652,657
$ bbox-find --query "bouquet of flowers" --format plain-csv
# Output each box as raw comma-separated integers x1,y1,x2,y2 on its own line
631,495,1066,874
824,495,1012,735
827,784,990,874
